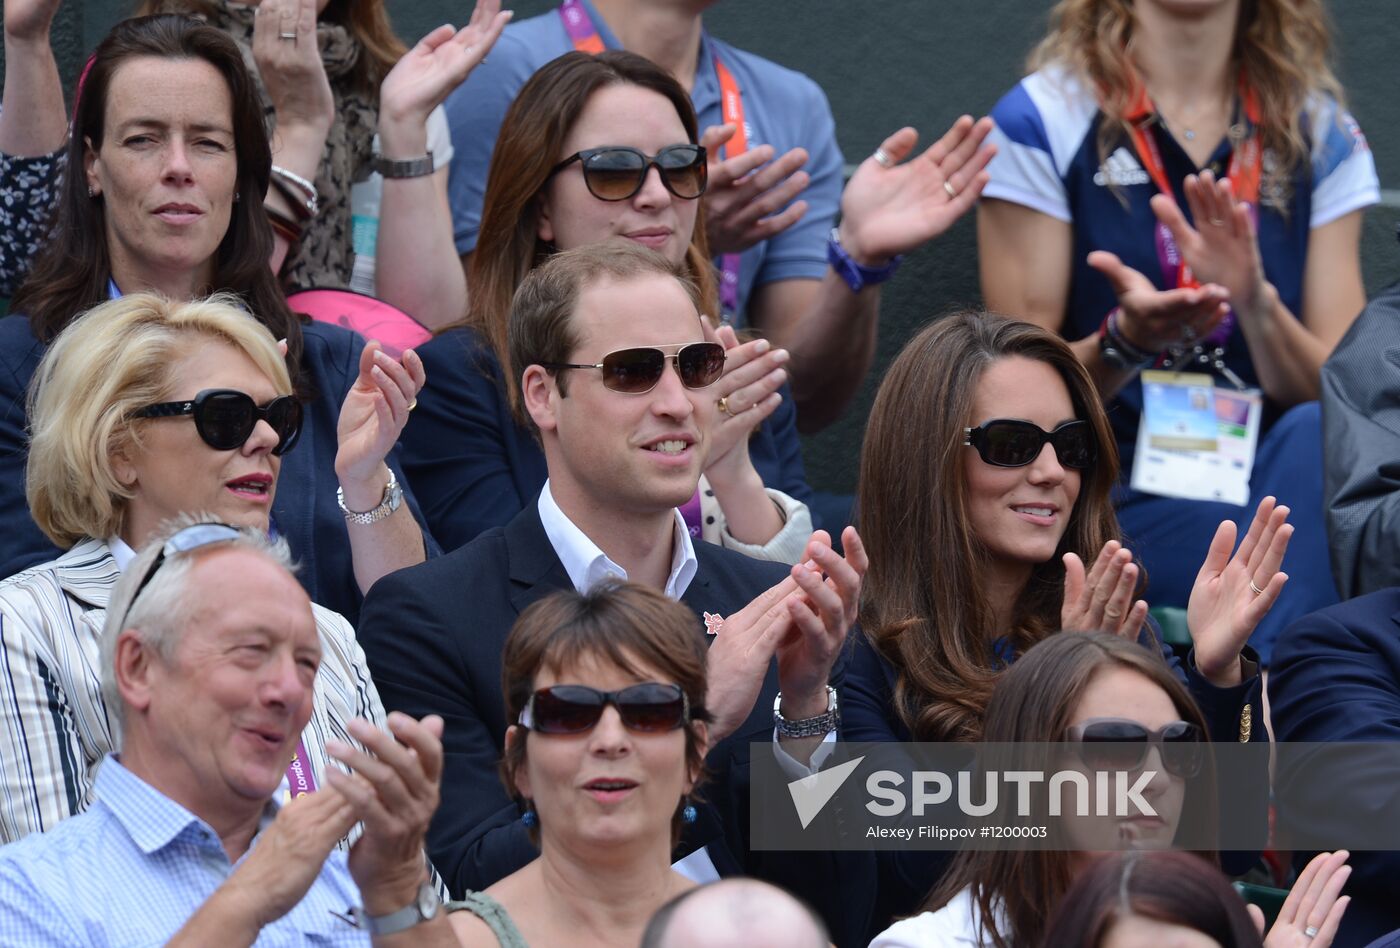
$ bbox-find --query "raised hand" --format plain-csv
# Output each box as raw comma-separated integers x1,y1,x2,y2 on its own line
252,0,334,136
703,572,800,745
1061,540,1148,640
1256,850,1350,948
777,528,867,705
335,341,426,488
699,123,810,256
1087,250,1231,355
3,0,62,42
1152,170,1270,319
379,0,511,130
701,319,787,479
835,116,996,265
327,713,444,912
1187,495,1291,686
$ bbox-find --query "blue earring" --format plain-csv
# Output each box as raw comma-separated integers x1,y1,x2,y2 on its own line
682,803,697,824
521,806,538,828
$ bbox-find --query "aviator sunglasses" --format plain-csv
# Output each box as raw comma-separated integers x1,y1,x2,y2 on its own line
519,683,692,734
134,389,304,457
963,419,1096,470
541,342,726,395
1064,718,1205,779
550,144,708,202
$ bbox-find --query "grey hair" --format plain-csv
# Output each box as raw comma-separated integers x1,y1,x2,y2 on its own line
100,512,295,738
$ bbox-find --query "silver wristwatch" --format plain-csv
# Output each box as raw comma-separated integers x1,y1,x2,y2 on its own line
350,879,441,935
337,469,403,525
774,686,839,738
371,151,434,179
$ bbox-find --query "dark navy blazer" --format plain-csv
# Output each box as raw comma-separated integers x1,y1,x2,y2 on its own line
1271,590,1400,948
357,502,876,946
0,314,436,624
400,326,816,554
844,624,1265,938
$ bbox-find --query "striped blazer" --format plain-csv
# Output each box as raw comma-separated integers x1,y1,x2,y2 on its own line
0,537,387,845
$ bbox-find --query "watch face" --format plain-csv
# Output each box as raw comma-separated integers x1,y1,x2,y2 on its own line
417,882,440,919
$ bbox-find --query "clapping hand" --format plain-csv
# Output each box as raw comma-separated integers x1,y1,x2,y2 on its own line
834,116,995,266
334,341,426,490
699,123,810,256
1256,850,1350,948
252,0,335,137
1187,495,1291,686
3,0,61,42
701,318,787,480
379,0,511,129
1062,540,1149,640
1087,250,1231,355
1152,170,1271,321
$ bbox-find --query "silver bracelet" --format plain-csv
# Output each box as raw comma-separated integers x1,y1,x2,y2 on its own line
270,165,319,218
337,469,403,525
371,151,435,179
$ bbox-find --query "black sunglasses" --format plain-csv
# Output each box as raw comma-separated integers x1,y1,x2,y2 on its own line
116,522,244,632
1065,718,1205,779
963,419,1096,470
550,144,708,202
540,342,726,395
520,683,692,735
135,389,304,457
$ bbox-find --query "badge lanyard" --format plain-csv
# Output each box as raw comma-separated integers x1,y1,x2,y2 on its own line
1122,70,1262,389
559,0,749,320
285,739,316,798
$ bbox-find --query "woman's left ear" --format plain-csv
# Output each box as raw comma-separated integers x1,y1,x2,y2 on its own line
535,193,555,245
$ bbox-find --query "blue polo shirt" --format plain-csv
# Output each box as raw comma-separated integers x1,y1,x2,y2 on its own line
442,0,843,327
985,67,1379,468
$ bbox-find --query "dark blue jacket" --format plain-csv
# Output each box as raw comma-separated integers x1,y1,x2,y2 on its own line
844,624,1265,937
0,314,435,624
357,501,876,946
1271,590,1400,948
401,326,815,554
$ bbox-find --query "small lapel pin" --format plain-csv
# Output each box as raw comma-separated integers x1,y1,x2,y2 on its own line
703,612,725,636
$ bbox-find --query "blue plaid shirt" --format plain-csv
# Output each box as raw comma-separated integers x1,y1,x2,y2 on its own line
0,756,368,945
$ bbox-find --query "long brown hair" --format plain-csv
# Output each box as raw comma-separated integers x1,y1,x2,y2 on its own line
920,632,1216,948
136,0,406,91
857,312,1120,742
11,15,304,373
1029,0,1345,207
459,50,718,414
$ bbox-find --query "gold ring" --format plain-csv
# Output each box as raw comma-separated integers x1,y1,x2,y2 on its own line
407,398,418,412
1249,579,1265,596
1210,218,1225,227
716,396,736,417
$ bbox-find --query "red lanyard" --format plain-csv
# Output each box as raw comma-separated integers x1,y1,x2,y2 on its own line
558,1,748,317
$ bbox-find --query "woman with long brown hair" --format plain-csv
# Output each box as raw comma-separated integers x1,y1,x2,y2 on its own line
977,0,1379,663
845,311,1282,932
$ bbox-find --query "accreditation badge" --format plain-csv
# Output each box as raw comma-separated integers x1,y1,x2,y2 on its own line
1131,371,1261,506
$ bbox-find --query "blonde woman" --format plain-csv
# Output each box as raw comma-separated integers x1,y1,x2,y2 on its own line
977,0,1379,662
0,293,387,845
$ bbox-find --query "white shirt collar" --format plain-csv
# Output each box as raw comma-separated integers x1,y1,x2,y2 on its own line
536,481,698,600
108,536,138,572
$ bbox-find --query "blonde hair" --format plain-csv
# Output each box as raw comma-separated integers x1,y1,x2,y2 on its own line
1029,0,1345,206
26,292,291,547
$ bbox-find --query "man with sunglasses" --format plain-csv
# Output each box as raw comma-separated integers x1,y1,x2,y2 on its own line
0,521,458,946
359,242,875,945
440,0,994,433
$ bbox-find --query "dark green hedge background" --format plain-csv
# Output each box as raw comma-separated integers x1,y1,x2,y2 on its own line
5,1,1396,493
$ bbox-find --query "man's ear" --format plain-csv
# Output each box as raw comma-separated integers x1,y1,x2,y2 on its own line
505,724,531,799
83,136,102,198
521,365,560,434
114,630,158,715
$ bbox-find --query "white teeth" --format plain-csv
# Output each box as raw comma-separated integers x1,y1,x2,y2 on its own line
1015,506,1054,518
648,440,687,455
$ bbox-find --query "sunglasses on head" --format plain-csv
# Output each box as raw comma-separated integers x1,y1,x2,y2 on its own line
134,389,303,457
550,144,708,202
117,522,244,632
519,683,692,735
963,419,1096,470
540,342,726,395
1064,718,1205,778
